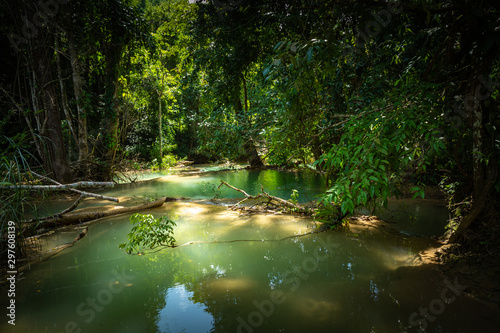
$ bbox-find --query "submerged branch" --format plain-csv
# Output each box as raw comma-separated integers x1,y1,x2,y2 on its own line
24,195,86,225
127,229,324,255
43,227,89,259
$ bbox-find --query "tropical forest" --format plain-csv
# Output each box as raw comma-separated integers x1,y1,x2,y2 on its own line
0,0,499,332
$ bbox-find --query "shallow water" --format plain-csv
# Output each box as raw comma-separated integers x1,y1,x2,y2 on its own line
2,169,499,333
110,168,326,202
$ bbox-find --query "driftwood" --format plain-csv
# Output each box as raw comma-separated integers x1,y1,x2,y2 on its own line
20,172,120,228
218,180,310,214
11,227,90,277
28,197,167,231
29,171,119,202
44,227,89,258
24,195,86,225
0,181,114,190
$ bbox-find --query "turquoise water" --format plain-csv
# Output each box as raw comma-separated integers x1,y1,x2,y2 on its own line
1,169,498,332
108,168,326,203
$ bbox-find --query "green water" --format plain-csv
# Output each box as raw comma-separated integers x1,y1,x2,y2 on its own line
2,169,499,332
109,168,326,202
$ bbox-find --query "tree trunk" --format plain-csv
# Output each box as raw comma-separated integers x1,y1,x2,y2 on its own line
242,74,249,112
235,76,263,167
105,83,121,164
35,197,167,229
1,181,114,191
33,42,72,183
449,74,499,243
244,140,264,167
103,41,123,167
68,37,89,162
55,36,78,151
159,95,163,170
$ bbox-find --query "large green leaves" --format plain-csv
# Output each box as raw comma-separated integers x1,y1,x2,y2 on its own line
119,213,177,254
317,82,445,219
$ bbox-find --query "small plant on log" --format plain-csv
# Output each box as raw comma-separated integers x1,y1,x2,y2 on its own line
119,213,177,254
287,189,300,213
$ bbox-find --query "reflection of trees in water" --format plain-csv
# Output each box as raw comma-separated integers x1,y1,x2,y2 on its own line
124,224,427,332
215,169,325,203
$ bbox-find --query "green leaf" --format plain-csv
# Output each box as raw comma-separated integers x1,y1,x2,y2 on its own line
263,66,271,77
120,213,177,254
306,46,314,62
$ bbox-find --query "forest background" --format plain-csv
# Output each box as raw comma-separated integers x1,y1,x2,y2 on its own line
0,0,499,252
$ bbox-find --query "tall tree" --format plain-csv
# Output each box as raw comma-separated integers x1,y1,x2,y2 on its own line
2,0,72,183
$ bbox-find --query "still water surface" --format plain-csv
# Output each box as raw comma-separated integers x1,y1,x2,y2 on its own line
1,168,498,332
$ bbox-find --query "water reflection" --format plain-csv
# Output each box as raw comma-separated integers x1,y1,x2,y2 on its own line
103,169,326,204
4,170,498,333
156,284,214,333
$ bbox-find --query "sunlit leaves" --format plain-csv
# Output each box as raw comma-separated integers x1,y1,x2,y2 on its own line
316,82,445,221
119,213,177,254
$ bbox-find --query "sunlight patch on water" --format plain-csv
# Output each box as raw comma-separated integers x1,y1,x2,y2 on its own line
205,277,257,292
293,296,342,321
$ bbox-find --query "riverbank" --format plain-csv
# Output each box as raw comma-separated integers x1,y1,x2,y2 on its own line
3,165,498,329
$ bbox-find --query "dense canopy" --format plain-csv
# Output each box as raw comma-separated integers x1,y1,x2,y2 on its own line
0,0,499,257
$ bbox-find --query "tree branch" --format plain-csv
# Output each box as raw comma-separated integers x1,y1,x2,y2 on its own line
218,180,309,213
1,182,114,190
29,171,119,202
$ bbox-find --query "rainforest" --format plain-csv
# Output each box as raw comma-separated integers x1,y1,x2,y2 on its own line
0,1,499,332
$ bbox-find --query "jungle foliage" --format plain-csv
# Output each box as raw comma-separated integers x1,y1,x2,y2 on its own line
119,213,177,254
0,0,499,249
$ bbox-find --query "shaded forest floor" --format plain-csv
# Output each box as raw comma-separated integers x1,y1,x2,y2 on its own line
436,237,500,310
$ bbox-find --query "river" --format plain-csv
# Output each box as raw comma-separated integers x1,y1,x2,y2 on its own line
1,167,499,332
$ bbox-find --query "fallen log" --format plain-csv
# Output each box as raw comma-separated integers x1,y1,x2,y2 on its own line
44,227,89,258
0,181,114,190
29,171,119,202
218,180,310,214
23,194,86,225
30,197,167,230
9,227,90,278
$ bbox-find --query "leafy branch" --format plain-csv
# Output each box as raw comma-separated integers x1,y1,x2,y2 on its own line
119,213,177,254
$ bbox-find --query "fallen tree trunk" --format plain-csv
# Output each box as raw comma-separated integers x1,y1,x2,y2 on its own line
27,197,167,231
0,181,114,190
24,195,86,225
218,180,310,214
44,227,89,258
12,227,90,276
29,171,119,202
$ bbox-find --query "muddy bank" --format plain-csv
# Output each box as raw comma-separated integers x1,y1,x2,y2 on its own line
348,215,500,315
